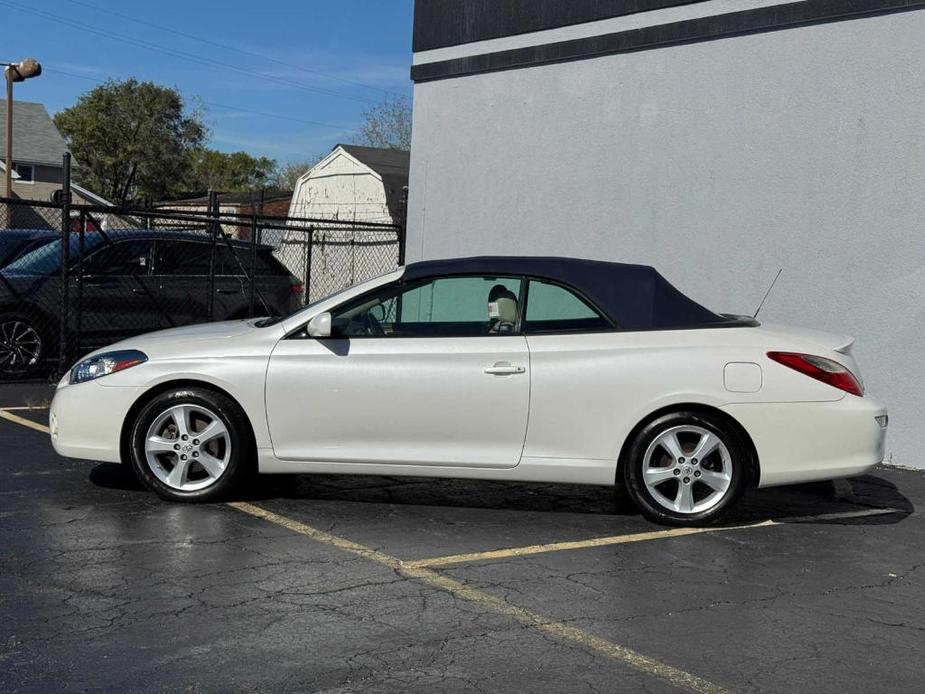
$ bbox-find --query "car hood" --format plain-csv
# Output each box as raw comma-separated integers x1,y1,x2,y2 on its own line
83,319,284,362
0,271,53,294
137,320,262,342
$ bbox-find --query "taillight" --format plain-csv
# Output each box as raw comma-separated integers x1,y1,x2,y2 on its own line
767,351,863,396
291,284,304,294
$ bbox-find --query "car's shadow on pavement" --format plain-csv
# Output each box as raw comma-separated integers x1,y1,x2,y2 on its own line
727,474,915,525
88,463,147,491
88,463,915,526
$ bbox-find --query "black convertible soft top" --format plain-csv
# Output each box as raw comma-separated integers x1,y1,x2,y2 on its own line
403,256,749,330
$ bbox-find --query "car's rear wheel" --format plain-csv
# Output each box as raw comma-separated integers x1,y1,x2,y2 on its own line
624,412,748,526
129,387,254,502
0,312,45,379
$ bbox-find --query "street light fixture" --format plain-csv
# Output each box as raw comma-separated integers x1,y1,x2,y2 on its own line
4,58,42,199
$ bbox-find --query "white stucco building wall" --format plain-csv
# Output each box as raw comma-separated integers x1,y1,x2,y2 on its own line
407,1,925,468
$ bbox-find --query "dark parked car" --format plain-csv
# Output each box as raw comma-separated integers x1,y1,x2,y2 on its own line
0,230,58,268
0,230,302,377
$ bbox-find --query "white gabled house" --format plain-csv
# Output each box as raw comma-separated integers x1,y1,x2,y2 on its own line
288,144,409,224
275,144,409,300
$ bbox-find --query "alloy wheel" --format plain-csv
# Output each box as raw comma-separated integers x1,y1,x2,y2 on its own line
642,425,733,515
144,404,232,492
0,320,43,374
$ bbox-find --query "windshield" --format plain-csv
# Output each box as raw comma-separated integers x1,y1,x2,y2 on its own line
2,235,105,276
0,237,27,267
255,285,354,328
256,269,402,327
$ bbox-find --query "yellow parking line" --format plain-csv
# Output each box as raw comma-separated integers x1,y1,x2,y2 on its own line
406,507,904,568
0,408,50,434
229,501,729,694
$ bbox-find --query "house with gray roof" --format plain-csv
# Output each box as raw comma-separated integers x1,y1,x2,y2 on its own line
0,99,109,206
1,99,114,228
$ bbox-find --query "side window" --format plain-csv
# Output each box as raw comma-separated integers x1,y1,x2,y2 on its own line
524,280,611,333
256,249,289,277
331,276,522,338
157,241,212,276
85,240,152,276
216,245,247,276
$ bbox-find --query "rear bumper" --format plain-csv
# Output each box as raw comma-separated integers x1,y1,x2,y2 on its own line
49,381,141,463
722,396,887,488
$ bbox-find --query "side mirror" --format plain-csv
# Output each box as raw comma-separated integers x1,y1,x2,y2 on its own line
306,312,332,338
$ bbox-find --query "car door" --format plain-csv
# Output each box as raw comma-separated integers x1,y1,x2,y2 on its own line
520,278,620,461
78,238,162,341
212,244,250,318
152,239,213,328
265,275,530,468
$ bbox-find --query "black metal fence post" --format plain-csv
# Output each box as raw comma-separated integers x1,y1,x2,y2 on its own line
248,216,258,317
74,209,86,358
247,189,264,317
305,224,314,303
57,153,72,377
398,185,409,266
207,190,217,322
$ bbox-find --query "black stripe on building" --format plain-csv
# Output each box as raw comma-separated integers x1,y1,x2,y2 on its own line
412,0,709,52
412,0,925,83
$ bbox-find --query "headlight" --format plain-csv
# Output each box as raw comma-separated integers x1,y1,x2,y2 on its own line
70,350,148,385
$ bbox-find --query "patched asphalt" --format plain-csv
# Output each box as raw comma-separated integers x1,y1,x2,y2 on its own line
1,392,923,693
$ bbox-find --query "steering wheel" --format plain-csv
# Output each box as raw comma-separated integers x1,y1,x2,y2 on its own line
363,310,384,336
345,311,384,337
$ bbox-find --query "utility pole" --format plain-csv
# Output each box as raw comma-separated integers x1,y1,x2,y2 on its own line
3,59,42,199
4,69,10,200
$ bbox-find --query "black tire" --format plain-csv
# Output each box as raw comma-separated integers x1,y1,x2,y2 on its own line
128,386,255,502
623,411,749,527
0,311,47,379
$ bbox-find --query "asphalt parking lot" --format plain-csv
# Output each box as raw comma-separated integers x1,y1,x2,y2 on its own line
1,389,924,693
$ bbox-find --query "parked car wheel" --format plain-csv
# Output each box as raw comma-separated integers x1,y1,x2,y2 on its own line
624,412,748,526
129,387,254,502
0,312,46,379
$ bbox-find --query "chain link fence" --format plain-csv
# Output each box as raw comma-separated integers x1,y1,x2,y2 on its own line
0,192,403,382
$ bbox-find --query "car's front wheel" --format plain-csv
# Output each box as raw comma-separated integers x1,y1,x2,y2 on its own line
129,387,254,502
0,312,46,379
623,412,749,526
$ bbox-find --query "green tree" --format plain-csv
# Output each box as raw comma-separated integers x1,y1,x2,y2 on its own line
188,149,277,192
54,79,206,204
354,95,412,151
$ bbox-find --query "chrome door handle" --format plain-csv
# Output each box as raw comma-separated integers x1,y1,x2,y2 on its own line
484,364,526,376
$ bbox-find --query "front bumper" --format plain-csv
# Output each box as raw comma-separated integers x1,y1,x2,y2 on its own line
722,395,888,488
50,380,141,463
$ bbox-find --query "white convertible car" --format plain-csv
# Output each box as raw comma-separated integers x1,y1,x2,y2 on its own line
50,257,887,525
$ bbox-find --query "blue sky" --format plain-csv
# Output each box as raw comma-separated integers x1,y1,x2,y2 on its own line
2,0,415,164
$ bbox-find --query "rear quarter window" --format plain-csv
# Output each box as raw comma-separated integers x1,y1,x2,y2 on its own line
524,279,612,333
256,249,291,277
